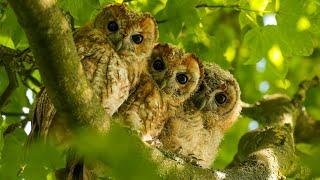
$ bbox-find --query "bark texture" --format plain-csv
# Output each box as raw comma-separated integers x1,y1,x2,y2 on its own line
7,0,109,133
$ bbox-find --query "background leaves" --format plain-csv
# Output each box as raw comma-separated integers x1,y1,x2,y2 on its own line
0,0,320,178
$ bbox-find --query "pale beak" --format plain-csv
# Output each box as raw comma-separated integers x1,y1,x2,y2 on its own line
116,41,123,51
160,80,168,90
199,99,207,110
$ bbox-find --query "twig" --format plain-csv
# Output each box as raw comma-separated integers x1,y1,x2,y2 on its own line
0,65,19,110
156,19,167,24
1,111,28,116
3,118,29,137
292,76,320,106
195,3,273,14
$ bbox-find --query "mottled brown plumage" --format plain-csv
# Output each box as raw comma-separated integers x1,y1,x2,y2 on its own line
116,43,203,144
29,3,158,145
73,3,158,115
159,63,242,168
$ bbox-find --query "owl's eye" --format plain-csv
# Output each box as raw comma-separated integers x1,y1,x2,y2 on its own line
107,21,119,32
176,73,189,84
197,84,205,92
131,34,144,44
215,92,227,105
153,58,165,71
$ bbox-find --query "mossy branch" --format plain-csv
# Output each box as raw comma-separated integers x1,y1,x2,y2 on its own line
7,0,109,133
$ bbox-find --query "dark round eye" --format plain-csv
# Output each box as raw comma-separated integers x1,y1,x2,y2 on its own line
215,92,227,105
131,34,144,44
153,59,165,71
197,84,205,92
176,73,189,84
107,21,119,32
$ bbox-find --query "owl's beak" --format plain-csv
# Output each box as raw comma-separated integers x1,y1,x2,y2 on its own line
160,80,168,89
116,41,123,51
199,99,207,110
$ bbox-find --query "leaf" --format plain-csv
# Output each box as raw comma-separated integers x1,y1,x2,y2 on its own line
0,7,28,49
156,0,200,41
127,0,167,15
73,124,159,179
0,128,26,179
243,25,312,77
58,0,101,26
22,143,65,180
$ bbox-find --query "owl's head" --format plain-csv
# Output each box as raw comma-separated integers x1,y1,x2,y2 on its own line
148,43,204,105
94,4,158,58
189,63,241,130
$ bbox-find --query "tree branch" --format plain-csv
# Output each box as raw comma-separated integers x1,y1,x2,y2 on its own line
292,76,320,106
0,65,18,110
195,3,273,14
7,0,109,133
242,76,320,143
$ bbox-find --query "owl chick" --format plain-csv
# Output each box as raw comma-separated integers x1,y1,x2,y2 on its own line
29,3,158,144
116,43,203,144
74,3,158,115
158,63,241,168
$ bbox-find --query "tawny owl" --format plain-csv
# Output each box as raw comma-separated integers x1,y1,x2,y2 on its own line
116,43,204,144
29,3,158,144
74,3,158,115
158,63,242,168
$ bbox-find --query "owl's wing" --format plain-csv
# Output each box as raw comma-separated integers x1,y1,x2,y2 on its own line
159,111,224,168
75,27,131,116
100,56,131,115
27,88,56,144
119,74,166,139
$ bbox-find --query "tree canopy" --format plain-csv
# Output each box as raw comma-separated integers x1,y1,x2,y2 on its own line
0,0,320,179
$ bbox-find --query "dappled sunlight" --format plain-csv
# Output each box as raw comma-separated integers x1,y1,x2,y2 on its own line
297,16,311,31
248,120,259,130
212,0,224,3
249,0,269,12
22,107,30,114
306,1,318,15
274,0,280,12
268,45,284,70
224,46,236,62
24,121,31,135
0,35,15,49
263,13,277,26
26,89,34,104
40,0,56,10
275,79,291,89
259,81,270,93
256,58,267,72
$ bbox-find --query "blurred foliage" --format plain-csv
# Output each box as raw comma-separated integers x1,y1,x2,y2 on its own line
0,0,320,178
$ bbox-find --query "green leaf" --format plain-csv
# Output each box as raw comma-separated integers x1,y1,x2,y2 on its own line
156,0,200,41
58,0,101,26
128,0,167,15
0,7,28,49
22,143,65,180
73,123,159,179
243,25,312,77
0,128,26,179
